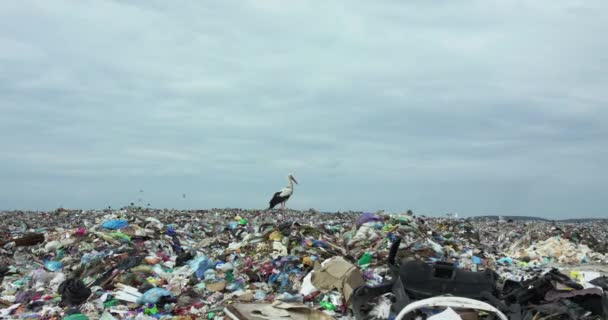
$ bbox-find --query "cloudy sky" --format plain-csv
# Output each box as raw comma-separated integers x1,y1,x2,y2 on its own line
1,1,607,217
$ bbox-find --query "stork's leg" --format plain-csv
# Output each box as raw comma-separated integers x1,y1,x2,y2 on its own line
281,202,286,211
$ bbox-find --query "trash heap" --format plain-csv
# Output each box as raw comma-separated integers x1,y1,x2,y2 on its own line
0,208,607,320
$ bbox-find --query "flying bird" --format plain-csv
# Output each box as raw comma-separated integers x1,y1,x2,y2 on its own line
268,173,298,210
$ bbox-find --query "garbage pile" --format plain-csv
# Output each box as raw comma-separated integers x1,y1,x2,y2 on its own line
0,208,607,319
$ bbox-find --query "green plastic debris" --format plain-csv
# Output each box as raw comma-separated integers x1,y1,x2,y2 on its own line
55,248,65,260
208,312,216,319
64,314,90,320
103,299,119,308
144,304,158,315
358,252,372,266
226,270,235,283
382,224,394,232
13,279,25,287
239,218,247,225
109,232,131,242
320,301,336,311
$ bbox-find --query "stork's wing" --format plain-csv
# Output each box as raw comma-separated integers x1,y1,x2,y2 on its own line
279,187,292,197
269,191,290,209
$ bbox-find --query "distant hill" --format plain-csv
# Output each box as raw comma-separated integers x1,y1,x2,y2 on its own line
473,215,607,223
559,218,608,223
473,215,549,221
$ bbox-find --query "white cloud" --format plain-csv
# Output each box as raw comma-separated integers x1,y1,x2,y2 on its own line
0,0,606,216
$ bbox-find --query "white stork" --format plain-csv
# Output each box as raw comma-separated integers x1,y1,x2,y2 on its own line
268,173,298,210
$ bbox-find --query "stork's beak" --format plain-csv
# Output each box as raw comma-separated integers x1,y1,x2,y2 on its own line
291,176,298,184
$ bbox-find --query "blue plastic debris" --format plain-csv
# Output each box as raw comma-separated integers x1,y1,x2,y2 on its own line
101,219,129,230
277,292,304,302
254,290,267,300
139,288,173,305
357,212,381,225
472,256,483,265
166,224,177,236
188,256,216,279
44,261,62,271
387,232,399,242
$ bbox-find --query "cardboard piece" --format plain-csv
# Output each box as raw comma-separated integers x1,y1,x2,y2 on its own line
224,301,334,320
236,291,255,302
206,281,227,292
311,256,365,303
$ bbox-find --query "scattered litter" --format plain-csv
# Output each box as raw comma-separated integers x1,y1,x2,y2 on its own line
101,219,129,230
0,209,606,319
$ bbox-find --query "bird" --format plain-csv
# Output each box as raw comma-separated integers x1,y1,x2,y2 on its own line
268,173,298,210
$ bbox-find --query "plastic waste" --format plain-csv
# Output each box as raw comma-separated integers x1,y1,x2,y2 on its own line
63,314,90,320
358,212,381,225
193,256,215,279
44,261,63,271
101,219,129,230
3,207,608,319
276,292,304,302
204,268,218,281
139,288,173,305
320,301,336,311
216,262,234,272
299,272,317,295
358,252,373,266
302,238,328,248
254,290,267,301
109,231,131,242
144,304,158,315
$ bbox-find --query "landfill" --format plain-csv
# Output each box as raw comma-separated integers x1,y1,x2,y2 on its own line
1,208,607,319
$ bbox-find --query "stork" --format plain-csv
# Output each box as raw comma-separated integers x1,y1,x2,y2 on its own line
268,173,298,210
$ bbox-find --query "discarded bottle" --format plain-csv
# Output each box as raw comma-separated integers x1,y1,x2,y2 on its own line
358,252,372,266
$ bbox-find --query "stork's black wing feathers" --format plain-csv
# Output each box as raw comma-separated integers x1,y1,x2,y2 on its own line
269,191,290,209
